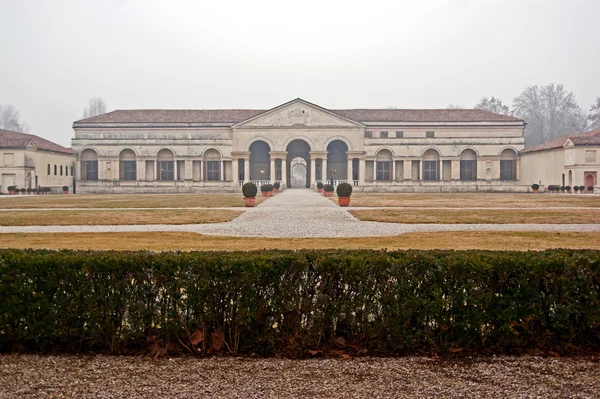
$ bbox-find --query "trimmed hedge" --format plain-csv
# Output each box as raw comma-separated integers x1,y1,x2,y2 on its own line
1,249,599,355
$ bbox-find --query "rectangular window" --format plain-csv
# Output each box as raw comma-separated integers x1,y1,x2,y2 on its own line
365,131,373,138
426,131,435,138
396,131,403,138
85,161,98,181
3,153,14,165
160,161,174,181
380,131,388,138
206,160,220,181
376,161,390,181
500,160,516,181
460,160,476,181
585,150,597,163
122,161,137,181
423,161,437,181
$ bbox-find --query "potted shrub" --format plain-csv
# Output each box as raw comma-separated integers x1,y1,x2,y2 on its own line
565,185,572,193
323,184,335,197
260,183,273,197
62,185,69,194
579,185,585,193
19,188,26,195
242,182,258,207
574,186,580,193
531,183,539,193
7,185,16,195
560,186,565,193
336,182,353,207
588,186,594,193
317,182,324,194
273,182,280,194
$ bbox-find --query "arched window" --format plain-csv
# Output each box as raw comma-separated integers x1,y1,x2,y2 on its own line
157,149,174,181
119,149,137,181
500,149,517,181
204,149,221,181
376,149,393,181
422,149,440,181
47,164,50,175
81,149,99,181
65,166,68,176
460,149,477,181
60,165,63,176
54,165,57,175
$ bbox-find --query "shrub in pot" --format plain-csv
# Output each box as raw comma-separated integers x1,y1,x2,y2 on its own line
565,185,572,193
242,182,258,207
19,188,26,194
588,186,594,192
261,183,273,197
560,186,566,192
323,184,335,197
7,185,16,195
531,183,539,193
62,186,69,194
336,182,353,206
317,182,324,193
273,181,280,193
574,186,580,193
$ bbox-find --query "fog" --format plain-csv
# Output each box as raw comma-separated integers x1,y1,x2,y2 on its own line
0,0,599,146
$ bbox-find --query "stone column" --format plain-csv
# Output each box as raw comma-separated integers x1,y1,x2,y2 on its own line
220,160,225,181
358,158,366,186
138,159,146,181
270,158,276,182
232,159,239,186
199,160,203,181
516,158,521,181
174,160,178,181
451,160,460,180
323,158,328,181
310,158,316,185
403,160,412,180
347,158,353,181
155,161,159,181
391,160,396,182
244,158,250,182
373,161,377,181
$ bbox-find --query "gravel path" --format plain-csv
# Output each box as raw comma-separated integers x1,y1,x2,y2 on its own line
1,355,598,399
2,189,600,238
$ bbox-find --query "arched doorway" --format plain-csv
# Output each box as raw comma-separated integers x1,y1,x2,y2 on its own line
422,149,440,181
157,149,174,181
290,157,307,188
585,173,596,187
326,140,348,182
249,141,270,181
500,149,517,181
286,139,311,188
460,149,477,181
119,149,137,181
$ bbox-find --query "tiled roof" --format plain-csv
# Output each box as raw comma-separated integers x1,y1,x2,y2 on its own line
521,129,600,153
0,129,73,155
75,108,522,124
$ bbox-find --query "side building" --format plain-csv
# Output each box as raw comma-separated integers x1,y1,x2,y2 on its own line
0,129,76,194
520,128,600,189
71,98,527,193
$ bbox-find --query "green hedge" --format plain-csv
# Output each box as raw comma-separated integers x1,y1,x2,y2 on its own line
1,249,599,355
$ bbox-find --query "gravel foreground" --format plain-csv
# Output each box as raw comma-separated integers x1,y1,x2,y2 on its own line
1,355,599,398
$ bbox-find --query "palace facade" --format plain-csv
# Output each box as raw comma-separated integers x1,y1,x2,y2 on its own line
71,98,527,193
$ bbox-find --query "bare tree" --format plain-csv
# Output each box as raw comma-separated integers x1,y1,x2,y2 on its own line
82,97,107,118
513,84,587,147
589,97,600,130
0,104,29,132
474,96,511,115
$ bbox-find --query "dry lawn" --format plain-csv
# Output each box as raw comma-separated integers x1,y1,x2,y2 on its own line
0,209,241,226
350,208,600,224
2,231,600,251
334,192,600,208
0,193,265,209
1,355,598,399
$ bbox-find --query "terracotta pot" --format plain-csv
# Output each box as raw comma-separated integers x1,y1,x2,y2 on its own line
243,197,256,207
261,191,269,197
324,191,333,197
338,197,351,207
317,188,323,193
63,190,68,194
532,189,539,194
274,188,279,193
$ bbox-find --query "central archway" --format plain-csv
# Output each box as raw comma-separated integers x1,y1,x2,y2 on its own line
286,139,311,188
249,141,271,181
290,157,307,188
326,140,348,181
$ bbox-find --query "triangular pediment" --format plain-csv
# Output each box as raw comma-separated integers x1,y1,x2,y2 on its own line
25,140,37,150
233,98,364,128
563,138,574,148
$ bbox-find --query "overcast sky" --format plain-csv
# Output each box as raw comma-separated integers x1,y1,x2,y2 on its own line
1,0,599,146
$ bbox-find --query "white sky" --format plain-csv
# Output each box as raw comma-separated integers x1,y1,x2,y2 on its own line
1,0,599,146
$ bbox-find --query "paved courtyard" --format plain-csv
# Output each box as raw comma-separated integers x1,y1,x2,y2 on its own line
1,189,600,237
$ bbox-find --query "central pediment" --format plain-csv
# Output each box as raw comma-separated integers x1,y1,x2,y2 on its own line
233,98,364,128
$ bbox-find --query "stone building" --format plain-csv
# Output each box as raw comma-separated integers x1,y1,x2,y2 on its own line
0,129,76,194
520,128,600,189
71,98,527,193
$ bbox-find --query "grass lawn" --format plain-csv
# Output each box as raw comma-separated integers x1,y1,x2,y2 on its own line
2,231,599,251
0,193,265,209
332,192,599,208
350,209,600,224
0,209,241,226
